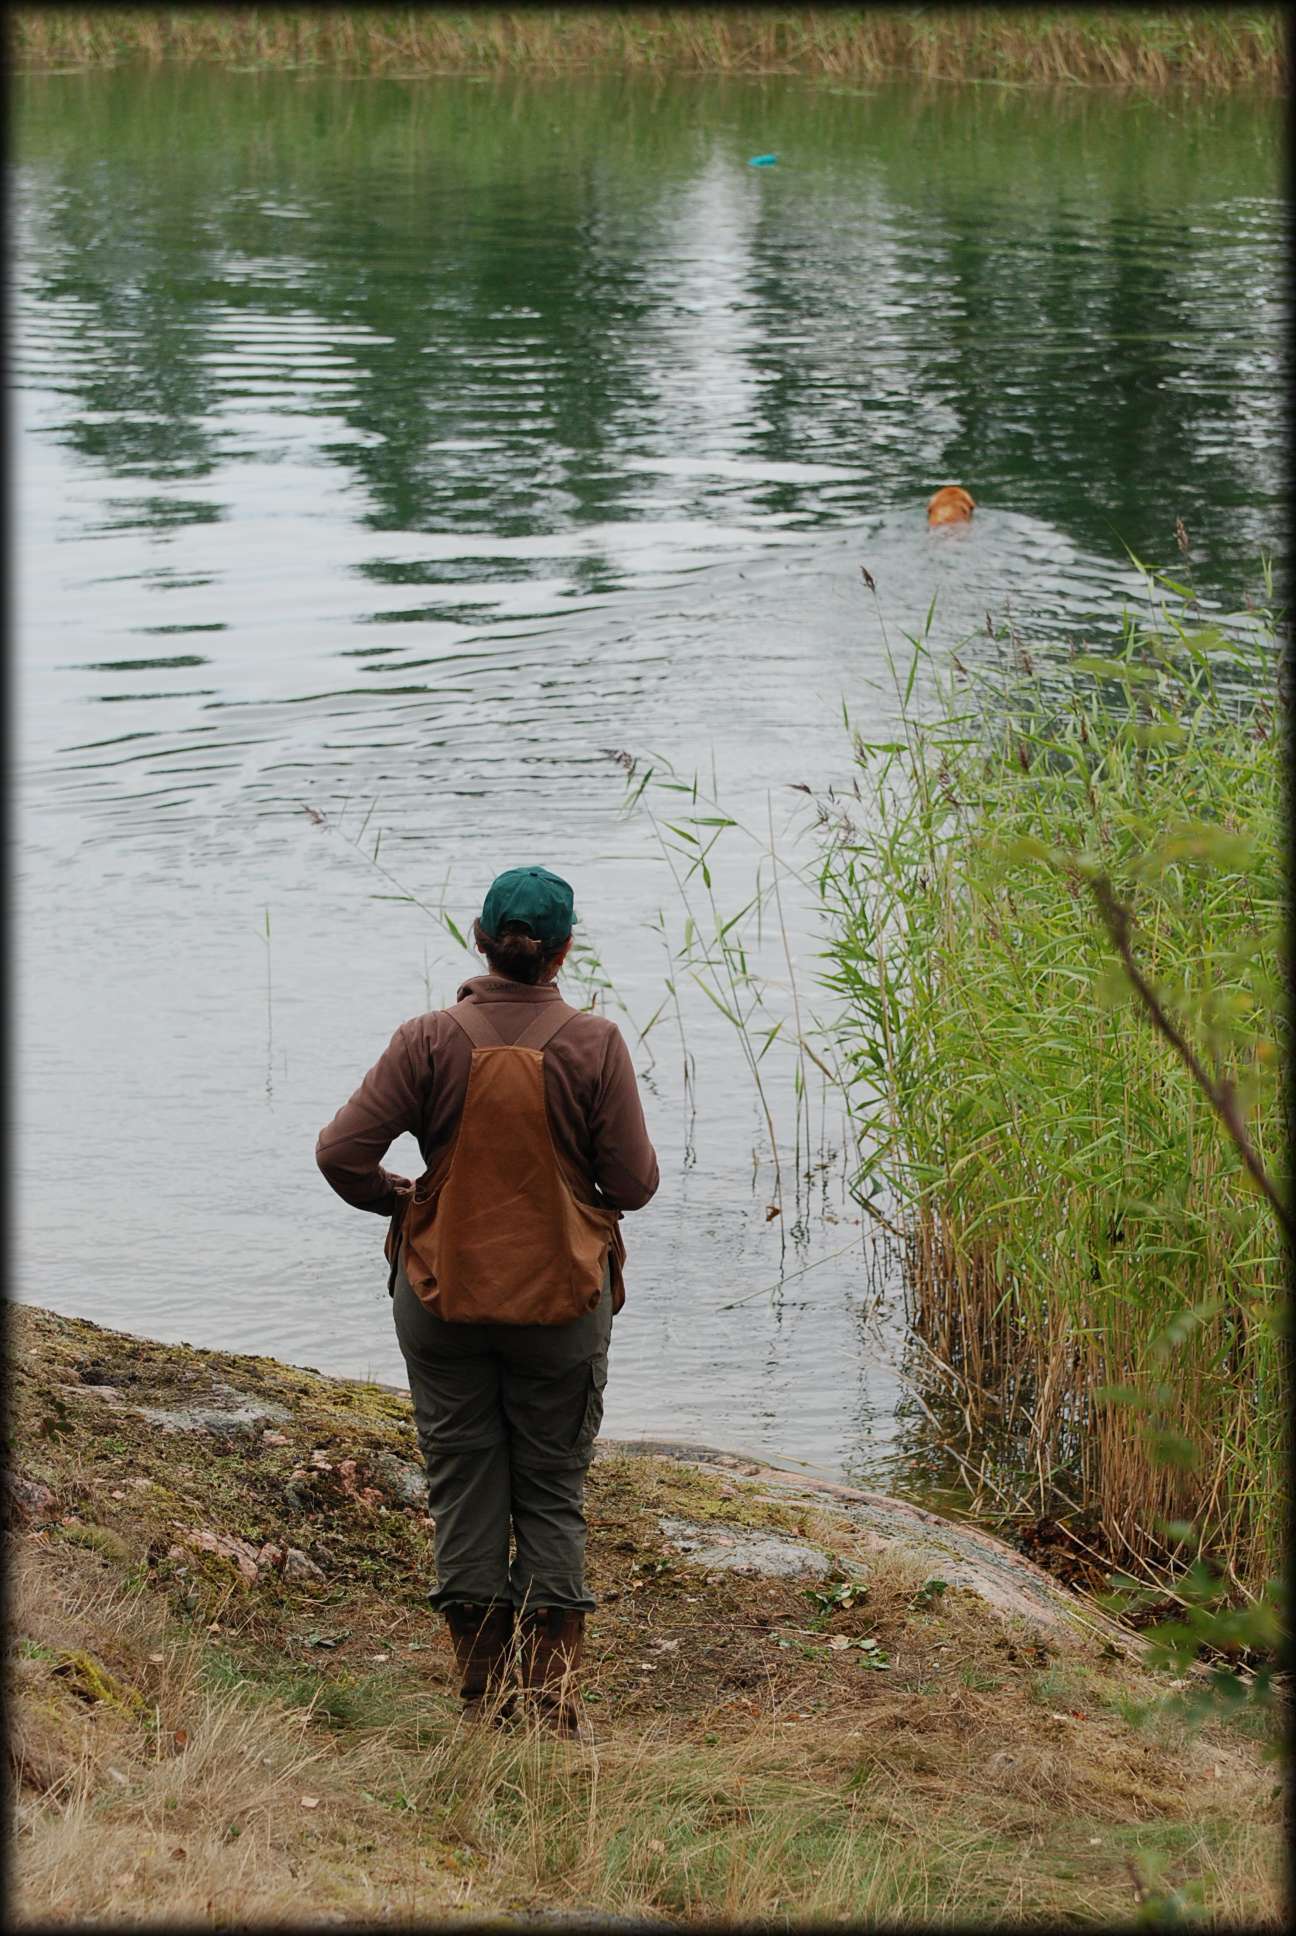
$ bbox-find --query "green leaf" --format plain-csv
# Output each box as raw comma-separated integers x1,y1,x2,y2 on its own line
756,1022,784,1062
1180,626,1231,653
689,974,743,1028
1153,1300,1222,1351
1152,822,1256,869
1094,960,1136,1009
719,897,757,939
1070,655,1161,686
1160,1521,1198,1545
994,834,1058,867
904,639,926,707
1140,1428,1202,1472
627,763,656,809
1093,1385,1156,1411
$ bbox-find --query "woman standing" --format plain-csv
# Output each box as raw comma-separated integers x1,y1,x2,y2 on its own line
316,866,658,1736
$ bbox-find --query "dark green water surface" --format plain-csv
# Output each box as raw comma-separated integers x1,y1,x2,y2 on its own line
14,69,1287,1488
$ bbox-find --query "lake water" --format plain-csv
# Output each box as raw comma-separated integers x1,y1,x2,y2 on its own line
12,68,1287,1494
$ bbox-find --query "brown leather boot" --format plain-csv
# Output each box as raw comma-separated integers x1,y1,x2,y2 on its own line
443,1602,516,1722
518,1606,587,1739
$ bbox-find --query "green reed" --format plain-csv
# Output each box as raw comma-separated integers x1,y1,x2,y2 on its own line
606,745,848,1235
818,567,1285,1593
12,7,1287,88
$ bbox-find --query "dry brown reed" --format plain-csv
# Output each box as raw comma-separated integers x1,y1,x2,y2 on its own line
10,8,1288,89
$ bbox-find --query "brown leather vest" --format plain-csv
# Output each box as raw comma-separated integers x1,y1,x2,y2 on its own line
385,996,625,1323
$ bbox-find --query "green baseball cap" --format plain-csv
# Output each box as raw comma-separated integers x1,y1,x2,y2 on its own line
480,866,575,950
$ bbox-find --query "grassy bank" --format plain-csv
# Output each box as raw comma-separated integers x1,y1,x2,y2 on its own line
816,577,1284,1596
10,7,1287,88
8,1303,1284,1924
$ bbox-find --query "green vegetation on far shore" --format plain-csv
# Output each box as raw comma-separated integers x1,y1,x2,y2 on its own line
10,6,1288,89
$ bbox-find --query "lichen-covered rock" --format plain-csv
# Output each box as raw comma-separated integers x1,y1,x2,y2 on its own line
2,1471,56,1528
131,1386,292,1435
283,1546,325,1582
58,1520,132,1563
282,1474,316,1512
51,1650,147,1717
183,1527,261,1584
659,1514,830,1579
336,1459,385,1509
369,1451,428,1508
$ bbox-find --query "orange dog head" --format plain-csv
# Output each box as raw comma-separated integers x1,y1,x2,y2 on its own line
927,486,975,526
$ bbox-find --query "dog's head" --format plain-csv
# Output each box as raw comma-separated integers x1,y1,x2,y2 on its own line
927,486,975,525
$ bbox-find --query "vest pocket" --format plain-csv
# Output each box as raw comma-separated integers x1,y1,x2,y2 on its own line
390,1170,448,1304
384,1187,413,1297
565,1196,620,1314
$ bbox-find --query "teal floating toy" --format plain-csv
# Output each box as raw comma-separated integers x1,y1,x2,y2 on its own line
747,153,779,167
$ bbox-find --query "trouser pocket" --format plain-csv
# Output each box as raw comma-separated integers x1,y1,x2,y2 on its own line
572,1357,608,1464
502,1336,609,1473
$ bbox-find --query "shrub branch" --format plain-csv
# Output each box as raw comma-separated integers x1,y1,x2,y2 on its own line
1088,875,1291,1243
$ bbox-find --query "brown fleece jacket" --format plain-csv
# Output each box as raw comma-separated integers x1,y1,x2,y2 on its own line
315,975,659,1221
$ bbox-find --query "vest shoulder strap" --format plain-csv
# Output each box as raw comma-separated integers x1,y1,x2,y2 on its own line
513,1000,579,1052
445,999,505,1049
446,996,578,1054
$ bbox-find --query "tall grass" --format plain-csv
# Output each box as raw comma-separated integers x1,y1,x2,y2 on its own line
818,572,1284,1593
11,7,1288,88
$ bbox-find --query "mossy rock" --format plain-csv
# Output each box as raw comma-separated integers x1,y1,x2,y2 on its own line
51,1649,147,1718
56,1522,132,1562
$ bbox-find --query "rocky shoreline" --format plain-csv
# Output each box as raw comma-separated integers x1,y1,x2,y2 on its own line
12,1299,1128,1648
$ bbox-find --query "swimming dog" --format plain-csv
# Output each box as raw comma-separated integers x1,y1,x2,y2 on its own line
927,486,975,525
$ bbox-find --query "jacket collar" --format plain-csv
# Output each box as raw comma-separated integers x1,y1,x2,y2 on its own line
456,974,563,1004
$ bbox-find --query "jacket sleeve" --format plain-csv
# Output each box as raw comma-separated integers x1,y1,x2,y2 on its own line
315,1022,422,1216
589,1024,660,1212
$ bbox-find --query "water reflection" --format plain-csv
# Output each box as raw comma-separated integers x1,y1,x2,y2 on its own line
15,72,1286,582
12,67,1286,1491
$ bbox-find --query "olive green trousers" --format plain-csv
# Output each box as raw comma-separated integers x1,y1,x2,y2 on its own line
392,1258,612,1613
